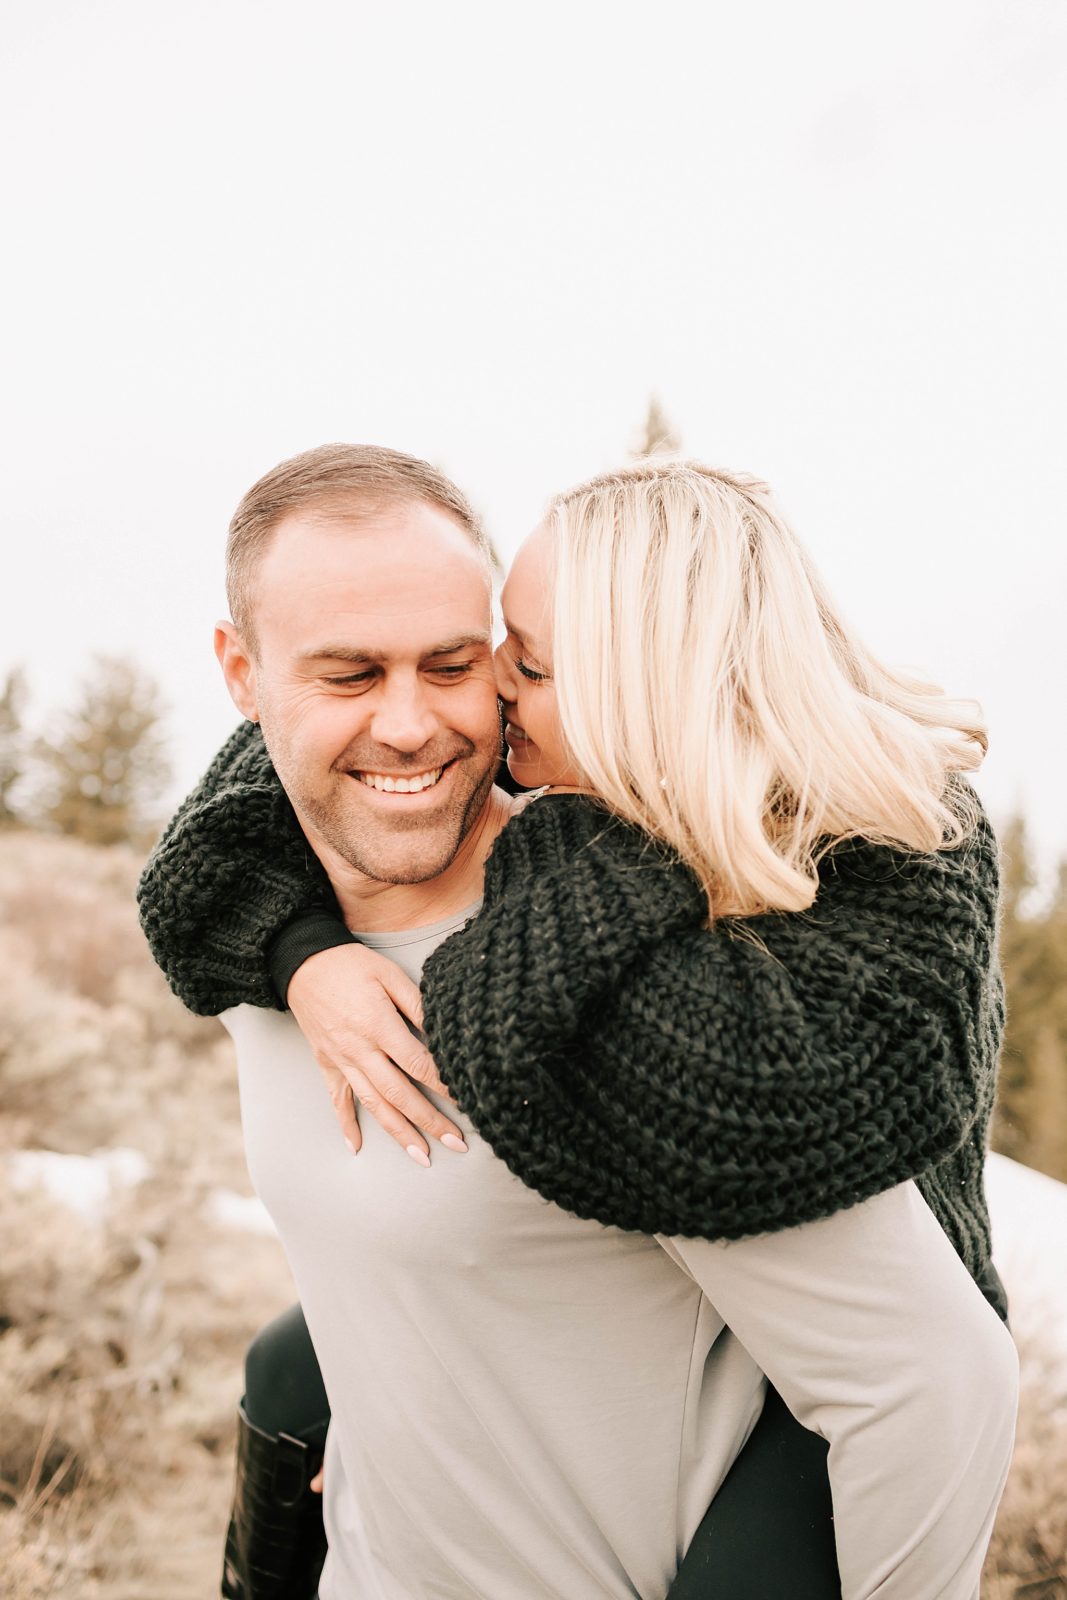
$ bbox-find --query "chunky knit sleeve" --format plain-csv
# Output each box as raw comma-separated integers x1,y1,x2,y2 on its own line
421,794,1003,1262
136,722,345,1015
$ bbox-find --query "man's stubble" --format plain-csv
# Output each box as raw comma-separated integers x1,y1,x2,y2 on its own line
264,720,503,887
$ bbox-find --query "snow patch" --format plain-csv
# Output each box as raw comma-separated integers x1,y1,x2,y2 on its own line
987,1151,1067,1367
7,1146,151,1226
204,1188,277,1236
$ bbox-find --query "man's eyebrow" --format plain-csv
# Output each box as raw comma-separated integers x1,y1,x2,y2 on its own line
298,631,492,665
422,631,493,655
298,646,377,665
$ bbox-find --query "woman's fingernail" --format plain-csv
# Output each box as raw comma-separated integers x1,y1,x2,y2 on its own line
440,1134,468,1153
406,1145,431,1168
344,1139,356,1155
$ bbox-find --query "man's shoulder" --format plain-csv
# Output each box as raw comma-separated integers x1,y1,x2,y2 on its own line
220,1003,300,1049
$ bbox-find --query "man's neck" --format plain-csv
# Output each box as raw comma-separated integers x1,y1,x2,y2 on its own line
320,786,514,934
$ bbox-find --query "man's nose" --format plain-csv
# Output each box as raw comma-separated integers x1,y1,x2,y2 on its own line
368,675,440,752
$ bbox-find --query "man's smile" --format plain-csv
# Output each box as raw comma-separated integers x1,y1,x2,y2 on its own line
353,765,445,794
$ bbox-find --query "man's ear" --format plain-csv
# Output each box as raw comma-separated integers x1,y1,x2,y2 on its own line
215,620,261,722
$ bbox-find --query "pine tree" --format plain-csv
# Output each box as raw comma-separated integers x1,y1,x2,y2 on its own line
993,815,1067,1181
33,655,172,848
631,397,681,458
0,666,28,826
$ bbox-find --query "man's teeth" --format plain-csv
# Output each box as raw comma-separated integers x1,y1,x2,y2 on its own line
356,767,444,794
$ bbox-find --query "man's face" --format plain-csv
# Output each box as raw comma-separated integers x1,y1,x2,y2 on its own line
227,501,501,885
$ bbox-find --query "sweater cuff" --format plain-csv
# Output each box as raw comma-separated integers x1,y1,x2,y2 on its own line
268,914,356,1006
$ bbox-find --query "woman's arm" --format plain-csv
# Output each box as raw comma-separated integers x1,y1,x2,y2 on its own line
660,1183,1018,1600
138,763,1002,1241
418,793,1003,1246
137,721,343,1014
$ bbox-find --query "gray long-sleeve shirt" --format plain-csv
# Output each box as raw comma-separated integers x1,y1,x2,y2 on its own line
223,907,1017,1600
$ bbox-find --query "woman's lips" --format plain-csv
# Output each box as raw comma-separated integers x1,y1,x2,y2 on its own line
505,723,533,751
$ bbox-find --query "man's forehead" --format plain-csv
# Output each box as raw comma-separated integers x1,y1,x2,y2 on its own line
268,499,479,563
268,590,493,662
256,502,492,642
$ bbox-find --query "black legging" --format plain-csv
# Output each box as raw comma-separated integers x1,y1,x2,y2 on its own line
244,1302,331,1442
665,1383,838,1599
243,1302,840,1598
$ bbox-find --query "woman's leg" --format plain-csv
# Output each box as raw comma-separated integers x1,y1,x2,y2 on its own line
242,1302,331,1440
666,1385,840,1600
221,1303,332,1600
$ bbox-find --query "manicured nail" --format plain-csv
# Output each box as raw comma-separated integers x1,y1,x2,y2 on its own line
440,1134,468,1154
344,1139,356,1155
406,1145,431,1168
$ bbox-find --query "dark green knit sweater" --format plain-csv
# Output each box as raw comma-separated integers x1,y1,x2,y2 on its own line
138,721,1004,1292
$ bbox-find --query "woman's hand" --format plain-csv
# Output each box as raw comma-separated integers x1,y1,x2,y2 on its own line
287,944,468,1167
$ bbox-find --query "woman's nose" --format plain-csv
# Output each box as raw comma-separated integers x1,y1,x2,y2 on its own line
493,641,518,701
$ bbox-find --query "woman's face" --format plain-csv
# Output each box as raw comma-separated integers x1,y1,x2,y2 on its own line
495,523,584,789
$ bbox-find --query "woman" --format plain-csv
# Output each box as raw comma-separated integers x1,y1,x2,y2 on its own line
140,456,1016,1599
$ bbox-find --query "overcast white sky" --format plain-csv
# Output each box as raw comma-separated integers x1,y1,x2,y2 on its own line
2,0,1065,867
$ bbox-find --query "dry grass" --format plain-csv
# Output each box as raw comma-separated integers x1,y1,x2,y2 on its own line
0,830,295,1598
0,827,1064,1597
981,1305,1067,1599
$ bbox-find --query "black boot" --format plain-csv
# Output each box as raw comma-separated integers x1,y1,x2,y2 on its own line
220,1402,328,1599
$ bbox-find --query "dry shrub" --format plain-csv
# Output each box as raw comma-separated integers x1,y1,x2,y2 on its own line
0,830,295,1597
0,1163,290,1598
983,1309,1067,1598
0,834,149,1006
0,833,228,1159
0,1491,106,1600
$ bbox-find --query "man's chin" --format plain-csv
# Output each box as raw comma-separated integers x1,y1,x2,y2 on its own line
289,754,498,887
324,811,462,883
333,782,493,883
343,853,459,887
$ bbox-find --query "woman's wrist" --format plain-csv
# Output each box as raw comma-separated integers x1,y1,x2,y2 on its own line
267,914,356,1007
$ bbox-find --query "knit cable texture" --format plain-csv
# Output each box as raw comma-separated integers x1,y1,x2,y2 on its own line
137,722,339,1014
419,793,1003,1270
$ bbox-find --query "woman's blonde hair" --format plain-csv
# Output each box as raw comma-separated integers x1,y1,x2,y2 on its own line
548,459,986,919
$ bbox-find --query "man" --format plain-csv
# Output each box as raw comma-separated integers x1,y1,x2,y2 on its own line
207,443,528,1597
142,443,1014,1600
213,443,507,1167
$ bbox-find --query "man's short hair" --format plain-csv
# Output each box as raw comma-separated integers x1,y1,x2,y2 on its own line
226,443,491,648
